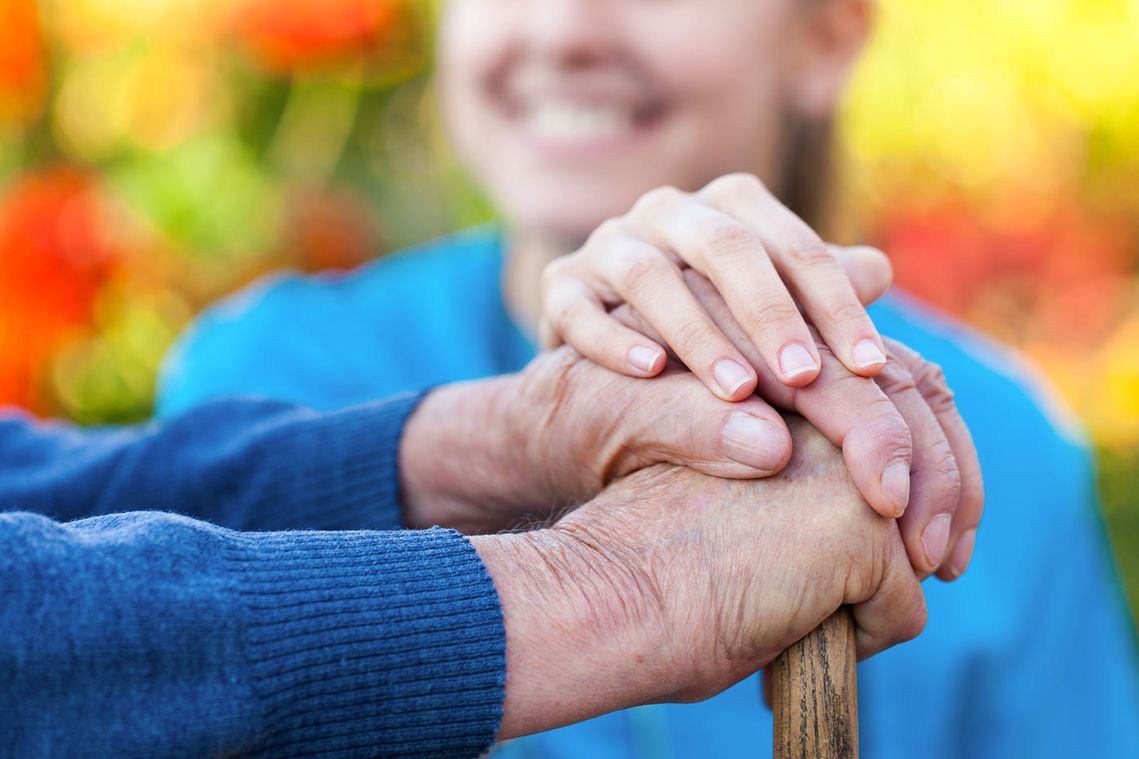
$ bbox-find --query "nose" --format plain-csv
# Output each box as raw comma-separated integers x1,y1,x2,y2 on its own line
522,0,618,67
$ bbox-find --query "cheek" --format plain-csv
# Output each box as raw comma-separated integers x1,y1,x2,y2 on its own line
648,16,791,178
436,3,505,156
677,67,786,181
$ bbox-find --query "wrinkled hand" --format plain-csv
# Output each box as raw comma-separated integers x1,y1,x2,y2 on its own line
612,270,984,580
475,418,925,739
399,346,798,534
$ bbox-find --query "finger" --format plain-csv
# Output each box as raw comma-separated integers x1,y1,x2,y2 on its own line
703,175,887,379
851,529,928,660
611,366,792,478
590,235,759,400
873,358,963,577
886,339,984,581
544,277,667,378
678,270,914,518
830,245,893,306
626,187,822,386
824,378,914,521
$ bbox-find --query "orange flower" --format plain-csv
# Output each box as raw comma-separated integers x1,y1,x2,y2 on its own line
230,0,401,73
877,195,1135,350
0,0,47,126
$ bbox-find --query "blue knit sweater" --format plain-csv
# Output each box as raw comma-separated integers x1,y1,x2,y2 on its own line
0,396,506,757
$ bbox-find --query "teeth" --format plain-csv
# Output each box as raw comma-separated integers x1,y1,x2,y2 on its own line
527,100,634,142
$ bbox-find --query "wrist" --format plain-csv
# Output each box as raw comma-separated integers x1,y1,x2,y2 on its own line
471,516,670,739
399,374,547,533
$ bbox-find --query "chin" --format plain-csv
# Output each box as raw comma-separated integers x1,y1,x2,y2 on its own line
511,199,622,249
498,177,648,248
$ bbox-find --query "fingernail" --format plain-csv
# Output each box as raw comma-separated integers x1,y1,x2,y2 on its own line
852,339,886,369
946,528,977,579
881,460,910,516
921,514,953,569
628,346,663,374
713,359,752,397
778,343,819,380
722,413,787,471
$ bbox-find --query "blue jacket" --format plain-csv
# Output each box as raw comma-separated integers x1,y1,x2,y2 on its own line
159,227,1139,759
0,396,505,757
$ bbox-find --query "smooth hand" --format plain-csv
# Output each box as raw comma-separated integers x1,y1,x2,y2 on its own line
540,173,893,398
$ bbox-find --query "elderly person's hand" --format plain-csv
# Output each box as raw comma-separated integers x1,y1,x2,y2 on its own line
614,270,984,581
472,417,926,739
399,346,794,534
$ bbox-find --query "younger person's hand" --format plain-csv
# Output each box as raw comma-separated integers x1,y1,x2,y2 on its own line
611,271,984,580
539,173,892,400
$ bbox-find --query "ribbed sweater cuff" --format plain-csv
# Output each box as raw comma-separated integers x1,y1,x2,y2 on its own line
266,392,429,531
229,526,505,758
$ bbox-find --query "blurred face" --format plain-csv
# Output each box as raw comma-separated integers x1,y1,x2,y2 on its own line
438,0,809,245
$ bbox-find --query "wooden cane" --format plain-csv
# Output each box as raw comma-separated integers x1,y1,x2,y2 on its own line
772,607,859,759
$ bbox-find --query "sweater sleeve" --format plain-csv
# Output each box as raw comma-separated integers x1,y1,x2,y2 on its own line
0,393,426,531
0,510,505,758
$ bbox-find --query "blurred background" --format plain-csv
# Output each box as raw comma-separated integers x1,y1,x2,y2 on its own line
0,0,1136,618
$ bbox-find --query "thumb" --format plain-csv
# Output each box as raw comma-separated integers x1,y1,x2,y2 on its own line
624,369,792,479
830,245,893,306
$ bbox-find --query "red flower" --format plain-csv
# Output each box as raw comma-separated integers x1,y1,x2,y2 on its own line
0,169,123,412
876,194,1135,350
230,0,401,73
280,184,381,273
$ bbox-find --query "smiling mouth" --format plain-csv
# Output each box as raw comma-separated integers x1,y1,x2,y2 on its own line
512,98,667,145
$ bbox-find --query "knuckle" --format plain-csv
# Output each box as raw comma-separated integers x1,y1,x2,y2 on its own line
864,394,913,454
705,172,766,199
874,361,920,397
821,297,870,328
671,318,714,355
614,248,669,296
590,216,627,242
910,358,959,420
540,257,570,292
914,360,955,403
925,386,958,418
783,229,834,269
930,448,964,505
633,185,683,216
535,344,586,389
704,222,764,261
551,298,586,333
743,299,802,332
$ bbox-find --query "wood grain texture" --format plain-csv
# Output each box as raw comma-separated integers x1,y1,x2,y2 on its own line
772,607,859,759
